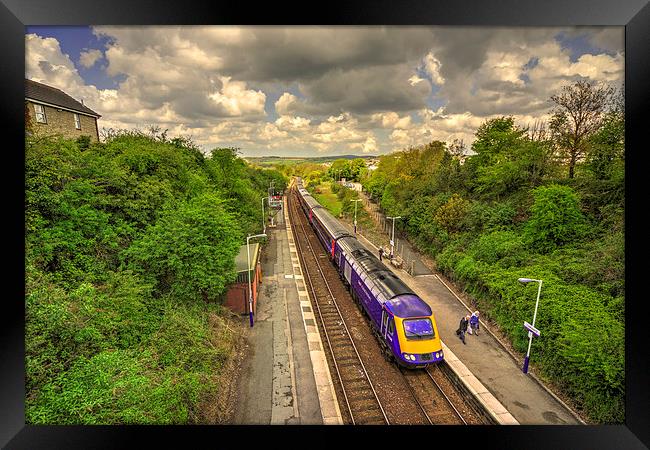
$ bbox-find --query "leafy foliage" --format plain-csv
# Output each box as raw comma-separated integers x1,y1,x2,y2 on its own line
524,184,588,252
124,194,242,302
25,131,285,424
362,81,624,423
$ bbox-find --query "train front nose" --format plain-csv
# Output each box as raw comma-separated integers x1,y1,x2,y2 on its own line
401,350,444,367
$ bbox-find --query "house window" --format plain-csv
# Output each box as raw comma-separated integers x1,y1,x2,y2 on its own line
74,113,81,130
34,104,46,123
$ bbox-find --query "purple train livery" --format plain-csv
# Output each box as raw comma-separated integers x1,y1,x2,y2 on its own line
294,177,444,369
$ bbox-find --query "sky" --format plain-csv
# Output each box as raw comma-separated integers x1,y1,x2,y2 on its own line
25,26,624,157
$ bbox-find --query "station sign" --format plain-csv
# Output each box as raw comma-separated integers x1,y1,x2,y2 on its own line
523,321,540,337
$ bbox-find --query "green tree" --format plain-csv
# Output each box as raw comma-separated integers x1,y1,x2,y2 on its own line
468,117,552,199
433,193,470,234
124,193,242,303
549,80,615,179
585,89,624,182
524,184,588,252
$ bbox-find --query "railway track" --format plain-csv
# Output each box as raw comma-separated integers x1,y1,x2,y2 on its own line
287,186,481,425
399,365,468,425
288,189,389,425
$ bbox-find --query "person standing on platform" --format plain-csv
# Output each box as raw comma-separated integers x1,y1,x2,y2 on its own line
379,247,384,261
456,314,470,344
469,311,480,336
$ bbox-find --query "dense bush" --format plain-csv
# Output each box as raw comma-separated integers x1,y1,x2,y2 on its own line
524,184,588,252
25,132,286,424
362,98,624,423
124,193,242,302
469,230,528,266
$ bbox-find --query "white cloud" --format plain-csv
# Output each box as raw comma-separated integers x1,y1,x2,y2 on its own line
207,76,266,117
371,112,412,129
274,114,312,131
409,75,424,86
274,92,299,116
422,52,445,85
26,26,624,156
79,49,103,68
352,136,378,153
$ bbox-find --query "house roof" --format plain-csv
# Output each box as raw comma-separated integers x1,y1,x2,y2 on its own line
25,79,101,117
234,243,260,273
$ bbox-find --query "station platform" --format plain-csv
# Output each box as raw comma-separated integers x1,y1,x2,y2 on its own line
232,199,341,425
344,217,584,425
233,186,583,426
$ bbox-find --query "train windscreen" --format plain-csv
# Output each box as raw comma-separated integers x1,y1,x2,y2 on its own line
403,318,435,340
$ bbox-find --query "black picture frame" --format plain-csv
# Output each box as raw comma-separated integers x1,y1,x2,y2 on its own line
3,0,648,448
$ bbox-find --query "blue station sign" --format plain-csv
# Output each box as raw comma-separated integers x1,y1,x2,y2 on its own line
524,321,541,337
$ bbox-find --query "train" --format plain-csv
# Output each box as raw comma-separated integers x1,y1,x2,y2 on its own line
293,177,444,369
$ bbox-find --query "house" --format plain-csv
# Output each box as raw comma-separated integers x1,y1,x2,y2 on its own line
25,79,101,142
224,243,262,315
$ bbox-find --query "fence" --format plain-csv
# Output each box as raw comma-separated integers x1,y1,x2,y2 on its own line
360,191,430,276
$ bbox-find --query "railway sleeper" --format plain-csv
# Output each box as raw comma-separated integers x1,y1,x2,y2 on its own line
320,312,344,321
352,412,387,425
336,359,364,369
328,337,351,347
346,388,377,400
344,379,372,391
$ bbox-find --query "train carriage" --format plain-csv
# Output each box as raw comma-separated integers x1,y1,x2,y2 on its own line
311,206,353,258
336,236,443,368
294,180,443,368
294,184,323,224
302,195,322,223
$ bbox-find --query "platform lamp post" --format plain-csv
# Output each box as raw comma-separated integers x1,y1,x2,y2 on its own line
518,277,543,374
386,216,401,259
268,180,275,206
261,197,267,234
247,233,267,327
351,199,362,234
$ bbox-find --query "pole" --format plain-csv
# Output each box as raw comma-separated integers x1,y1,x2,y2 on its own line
261,197,266,234
247,235,253,327
523,279,542,374
387,216,401,259
247,233,267,328
391,220,394,258
351,199,362,235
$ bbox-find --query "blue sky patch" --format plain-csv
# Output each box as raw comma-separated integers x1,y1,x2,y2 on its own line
554,31,614,63
26,25,125,89
523,57,539,71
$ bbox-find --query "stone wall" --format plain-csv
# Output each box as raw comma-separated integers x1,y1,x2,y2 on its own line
27,101,99,142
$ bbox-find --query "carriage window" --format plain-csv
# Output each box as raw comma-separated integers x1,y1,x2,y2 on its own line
403,318,434,340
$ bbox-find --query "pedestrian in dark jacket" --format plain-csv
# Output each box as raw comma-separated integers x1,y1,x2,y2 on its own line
469,311,480,336
456,314,470,344
378,247,384,261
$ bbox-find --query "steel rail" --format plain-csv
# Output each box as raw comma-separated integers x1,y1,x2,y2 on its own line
288,188,389,425
425,365,468,425
398,368,434,425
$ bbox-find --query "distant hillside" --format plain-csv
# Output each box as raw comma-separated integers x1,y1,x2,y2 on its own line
248,154,377,161
245,155,379,166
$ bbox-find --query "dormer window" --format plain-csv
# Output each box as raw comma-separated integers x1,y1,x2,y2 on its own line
34,104,46,123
